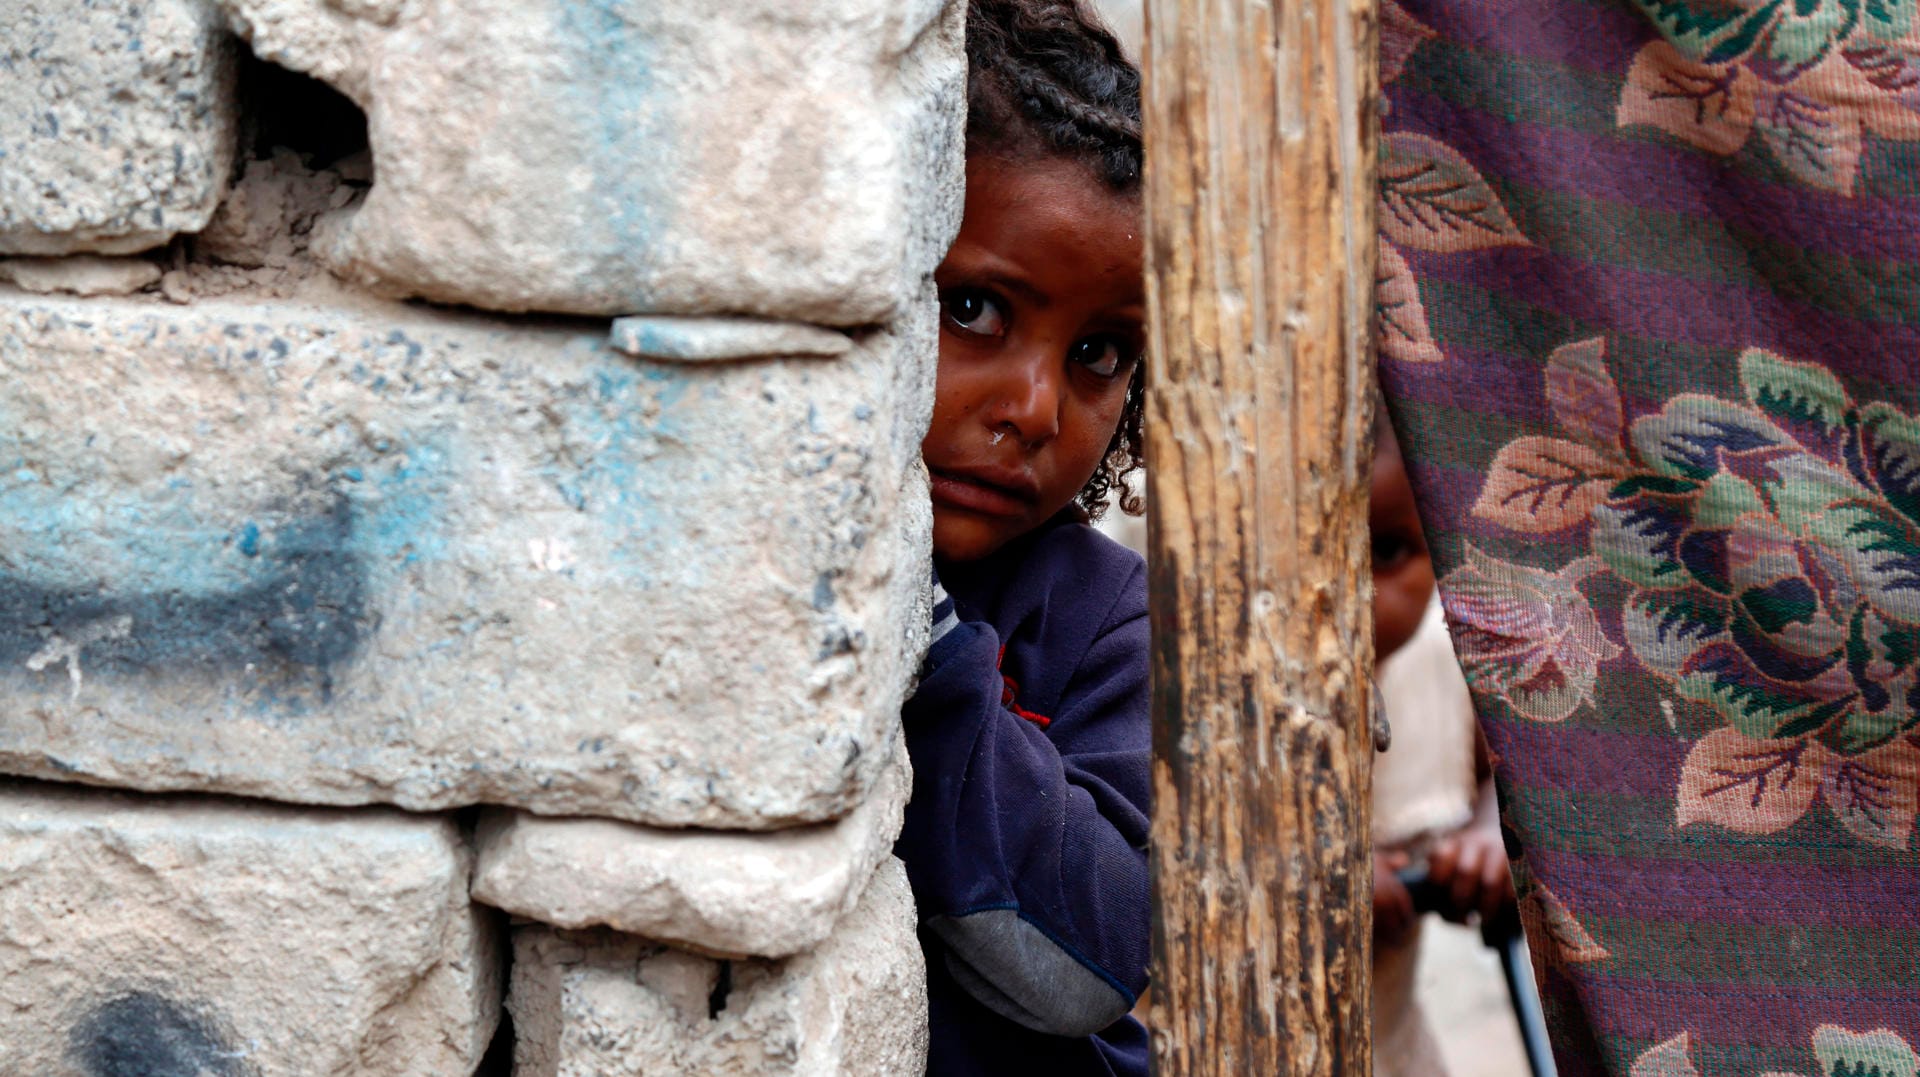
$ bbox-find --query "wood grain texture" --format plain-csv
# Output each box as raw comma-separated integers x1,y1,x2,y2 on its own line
1140,0,1380,1072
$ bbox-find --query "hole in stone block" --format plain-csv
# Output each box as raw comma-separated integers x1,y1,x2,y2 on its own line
239,55,369,170
707,960,734,1020
175,54,373,293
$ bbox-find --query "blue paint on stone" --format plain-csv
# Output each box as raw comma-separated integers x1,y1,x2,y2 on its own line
540,348,699,572
0,484,369,695
364,442,451,567
551,0,672,292
0,424,442,621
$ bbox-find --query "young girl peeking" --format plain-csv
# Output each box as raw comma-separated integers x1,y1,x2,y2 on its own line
891,2,1151,1075
1369,416,1515,1076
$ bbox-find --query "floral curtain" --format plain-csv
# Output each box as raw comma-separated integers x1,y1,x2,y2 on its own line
1374,1,1920,1073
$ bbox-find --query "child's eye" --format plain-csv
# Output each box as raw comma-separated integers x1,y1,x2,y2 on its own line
1068,336,1129,378
941,288,1007,338
1371,530,1422,573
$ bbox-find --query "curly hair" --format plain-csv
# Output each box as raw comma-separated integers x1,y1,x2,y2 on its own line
965,0,1146,519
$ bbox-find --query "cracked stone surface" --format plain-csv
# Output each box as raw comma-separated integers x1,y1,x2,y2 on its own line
1,0,238,255
0,778,500,1077
213,0,966,323
473,737,909,958
0,290,933,827
508,857,926,1077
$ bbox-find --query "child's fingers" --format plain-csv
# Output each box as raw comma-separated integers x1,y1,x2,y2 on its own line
1448,843,1484,916
1373,860,1411,903
1372,856,1415,941
1481,857,1516,922
1474,862,1497,921
1374,889,1413,942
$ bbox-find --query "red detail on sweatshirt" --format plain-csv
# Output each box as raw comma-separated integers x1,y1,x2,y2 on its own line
995,645,1052,730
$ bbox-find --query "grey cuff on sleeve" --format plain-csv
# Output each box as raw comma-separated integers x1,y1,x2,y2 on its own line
928,909,1133,1038
930,576,958,648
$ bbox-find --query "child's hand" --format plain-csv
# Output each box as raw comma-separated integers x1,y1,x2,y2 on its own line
1372,850,1416,945
1425,825,1513,925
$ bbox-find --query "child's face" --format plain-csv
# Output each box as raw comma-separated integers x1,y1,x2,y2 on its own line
1371,430,1436,661
922,154,1145,561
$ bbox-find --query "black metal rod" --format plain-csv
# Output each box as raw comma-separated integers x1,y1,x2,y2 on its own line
1393,866,1557,1077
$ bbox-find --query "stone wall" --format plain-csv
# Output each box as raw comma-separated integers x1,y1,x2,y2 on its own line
0,1,963,1072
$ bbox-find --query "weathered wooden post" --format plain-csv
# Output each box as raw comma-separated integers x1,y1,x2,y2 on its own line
1141,0,1381,1072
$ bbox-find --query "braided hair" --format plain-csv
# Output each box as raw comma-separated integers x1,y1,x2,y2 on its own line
966,0,1146,519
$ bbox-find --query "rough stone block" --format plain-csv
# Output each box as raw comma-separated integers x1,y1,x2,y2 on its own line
214,0,966,323
473,737,908,958
0,779,499,1076
0,290,931,827
0,256,162,297
0,0,238,255
509,858,926,1077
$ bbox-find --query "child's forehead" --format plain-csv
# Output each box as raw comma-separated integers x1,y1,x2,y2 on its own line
966,153,1139,213
952,159,1142,291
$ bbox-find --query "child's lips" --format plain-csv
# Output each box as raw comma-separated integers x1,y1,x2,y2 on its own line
929,466,1037,518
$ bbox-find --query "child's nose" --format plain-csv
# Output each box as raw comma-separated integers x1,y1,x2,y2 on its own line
990,353,1063,445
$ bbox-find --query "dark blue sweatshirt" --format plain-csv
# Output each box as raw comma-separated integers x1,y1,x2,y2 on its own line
895,515,1151,1077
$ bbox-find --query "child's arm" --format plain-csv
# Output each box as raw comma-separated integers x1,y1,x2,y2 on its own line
1373,849,1417,945
895,569,1150,1039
